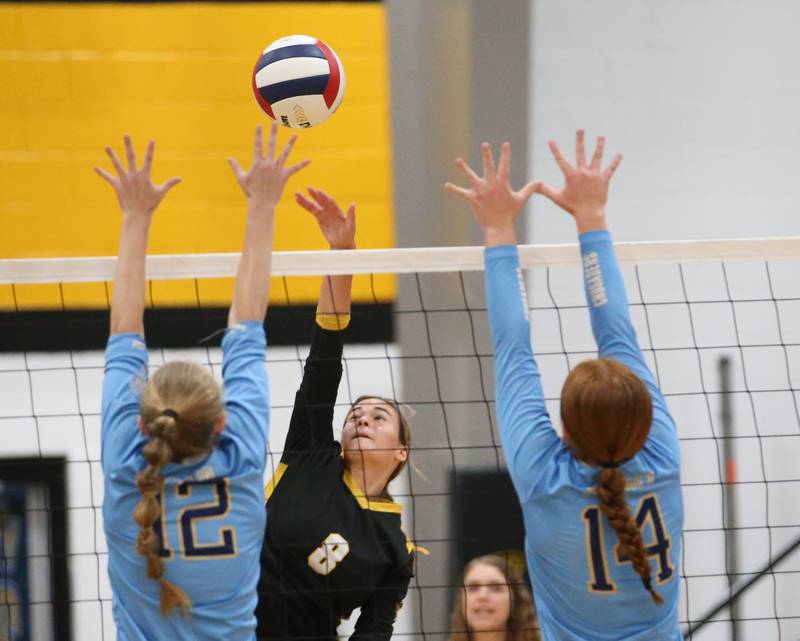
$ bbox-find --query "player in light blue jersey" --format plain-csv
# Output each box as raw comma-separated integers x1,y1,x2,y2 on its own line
96,123,309,640
445,131,682,641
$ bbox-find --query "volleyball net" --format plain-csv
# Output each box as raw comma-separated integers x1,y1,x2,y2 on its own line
1,238,800,641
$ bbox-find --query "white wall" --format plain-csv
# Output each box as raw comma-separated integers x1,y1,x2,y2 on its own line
528,0,800,244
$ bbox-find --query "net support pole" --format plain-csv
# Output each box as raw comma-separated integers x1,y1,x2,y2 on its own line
719,356,739,641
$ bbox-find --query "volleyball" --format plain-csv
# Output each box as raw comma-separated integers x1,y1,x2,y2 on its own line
252,35,346,129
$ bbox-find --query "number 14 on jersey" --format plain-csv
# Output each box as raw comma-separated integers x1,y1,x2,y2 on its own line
582,493,674,593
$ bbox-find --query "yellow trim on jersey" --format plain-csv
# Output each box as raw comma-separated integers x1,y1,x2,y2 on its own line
406,540,430,555
400,517,428,555
316,313,351,331
342,470,403,514
264,462,288,502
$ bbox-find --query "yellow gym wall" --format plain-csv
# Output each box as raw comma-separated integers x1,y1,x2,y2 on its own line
0,2,395,310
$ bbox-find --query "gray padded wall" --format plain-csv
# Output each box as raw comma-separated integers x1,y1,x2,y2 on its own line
386,1,531,638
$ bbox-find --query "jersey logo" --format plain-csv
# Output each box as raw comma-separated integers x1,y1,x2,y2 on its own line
581,493,673,593
308,532,350,575
515,266,530,321
582,251,608,307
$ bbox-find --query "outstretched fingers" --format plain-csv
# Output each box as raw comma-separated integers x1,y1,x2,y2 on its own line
575,129,587,169
603,153,623,180
228,156,246,182
295,191,322,216
481,143,496,180
530,182,560,203
266,122,278,161
454,158,481,188
253,124,263,160
286,158,311,177
277,134,298,167
142,140,155,175
590,136,605,171
444,182,475,204
548,140,573,175
124,135,137,171
497,142,511,181
94,166,118,187
515,179,543,204
157,176,182,196
308,186,333,208
105,146,126,178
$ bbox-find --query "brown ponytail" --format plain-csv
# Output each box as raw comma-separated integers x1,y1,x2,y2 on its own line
560,358,662,605
133,414,192,615
596,468,663,605
135,361,224,617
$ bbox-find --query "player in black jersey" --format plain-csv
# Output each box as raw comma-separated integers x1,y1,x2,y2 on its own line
255,187,414,641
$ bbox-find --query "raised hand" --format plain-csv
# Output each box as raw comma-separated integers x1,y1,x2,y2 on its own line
444,142,540,246
229,123,310,210
95,136,181,218
536,129,622,233
295,187,356,250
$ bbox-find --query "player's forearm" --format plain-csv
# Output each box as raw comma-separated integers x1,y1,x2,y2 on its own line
574,208,608,235
482,224,517,248
580,229,648,368
317,274,352,318
229,204,275,326
297,325,343,406
485,245,532,350
579,230,631,330
351,604,397,641
110,216,151,336
486,245,557,491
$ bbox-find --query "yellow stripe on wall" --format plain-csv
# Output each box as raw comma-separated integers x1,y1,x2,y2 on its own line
0,2,395,310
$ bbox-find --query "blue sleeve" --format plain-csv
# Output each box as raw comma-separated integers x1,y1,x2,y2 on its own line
579,230,680,466
221,321,270,472
485,245,563,502
101,333,148,475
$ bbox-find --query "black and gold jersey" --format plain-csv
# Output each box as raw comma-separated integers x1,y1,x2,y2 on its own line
256,324,414,641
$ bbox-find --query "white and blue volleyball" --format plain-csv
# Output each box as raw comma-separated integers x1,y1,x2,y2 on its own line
252,35,346,129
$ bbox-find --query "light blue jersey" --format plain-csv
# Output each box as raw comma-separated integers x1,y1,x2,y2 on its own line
101,322,269,641
485,231,683,641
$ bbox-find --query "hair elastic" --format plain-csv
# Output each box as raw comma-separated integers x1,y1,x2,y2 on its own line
160,408,179,420
600,456,632,469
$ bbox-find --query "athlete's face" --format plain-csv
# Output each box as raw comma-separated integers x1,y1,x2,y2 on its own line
462,563,512,634
342,399,407,471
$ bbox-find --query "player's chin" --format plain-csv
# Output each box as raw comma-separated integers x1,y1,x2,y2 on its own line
468,616,502,632
344,436,375,453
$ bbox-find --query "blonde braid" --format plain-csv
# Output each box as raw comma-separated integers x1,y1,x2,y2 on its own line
133,414,192,616
596,468,664,605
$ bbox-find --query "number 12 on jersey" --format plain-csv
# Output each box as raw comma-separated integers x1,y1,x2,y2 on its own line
581,493,673,593
155,477,237,560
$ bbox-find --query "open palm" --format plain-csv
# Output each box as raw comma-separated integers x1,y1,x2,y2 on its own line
536,129,622,225
445,142,540,232
95,136,181,218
